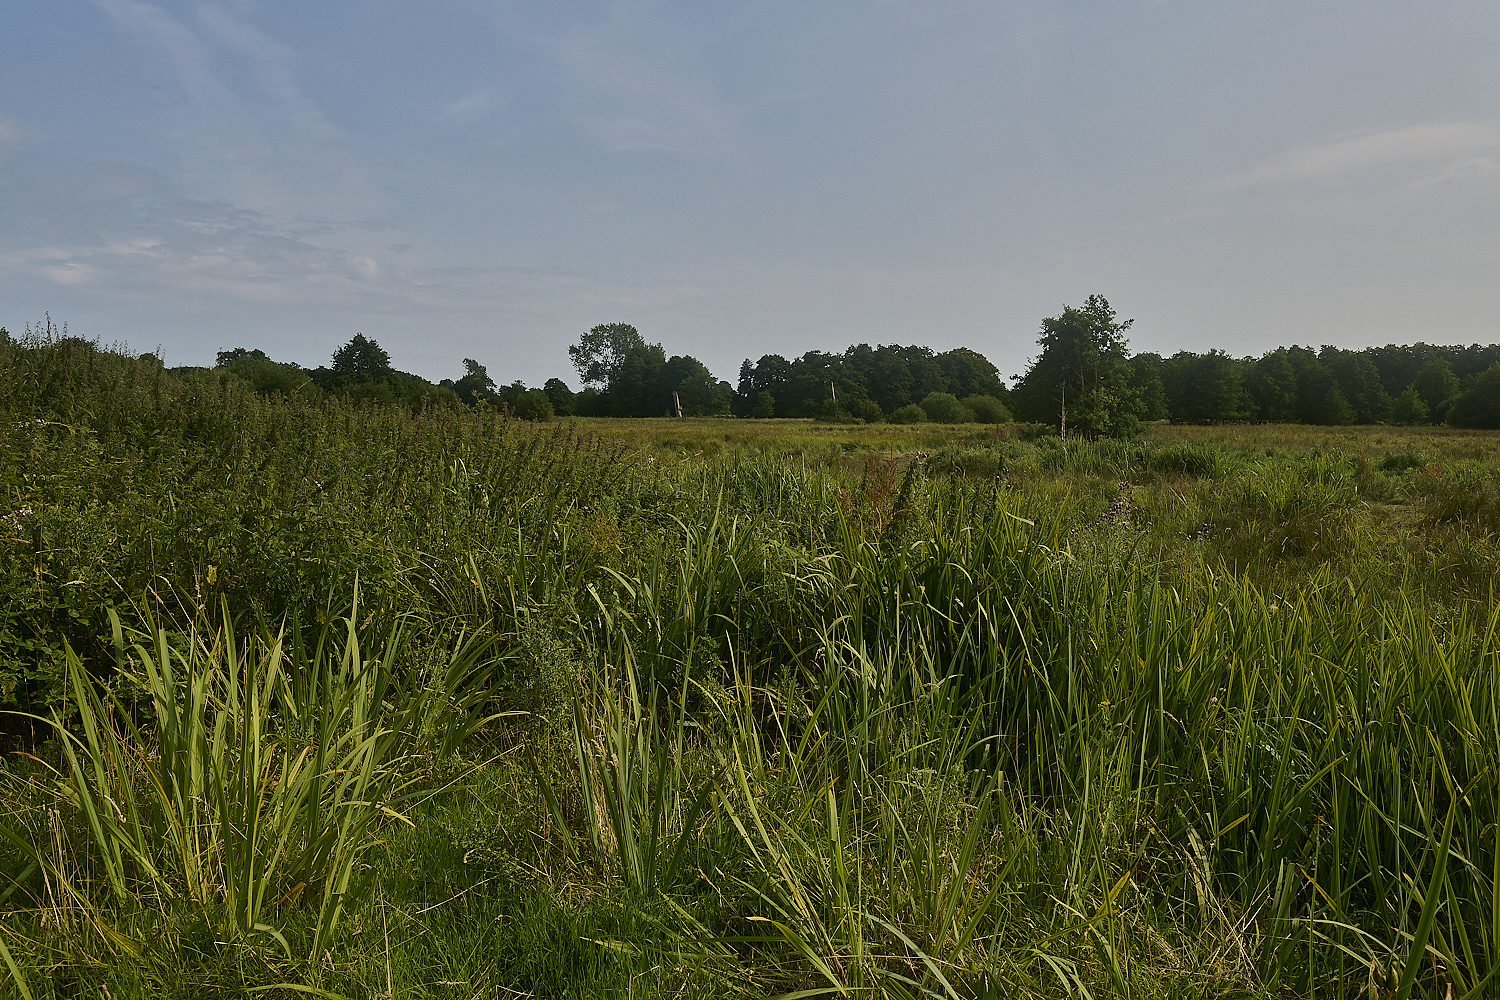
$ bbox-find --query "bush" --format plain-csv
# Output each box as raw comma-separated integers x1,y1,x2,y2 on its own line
1390,385,1429,425
888,403,927,424
917,392,973,424
961,394,1011,424
514,388,554,421
751,390,775,419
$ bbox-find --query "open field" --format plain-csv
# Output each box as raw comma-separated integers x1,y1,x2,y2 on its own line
2,340,1499,998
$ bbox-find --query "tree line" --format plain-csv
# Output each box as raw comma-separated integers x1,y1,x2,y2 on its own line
1008,295,1500,436
207,300,1500,431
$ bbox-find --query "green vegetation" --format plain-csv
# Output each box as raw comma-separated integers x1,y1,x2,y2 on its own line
179,296,1500,434
2,326,1500,997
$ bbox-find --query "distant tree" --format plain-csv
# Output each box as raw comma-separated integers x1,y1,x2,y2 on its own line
1247,349,1298,422
935,347,1007,400
918,392,972,423
1163,350,1251,423
750,390,775,418
664,355,732,415
573,386,606,417
1312,385,1357,425
1012,295,1145,438
543,378,576,416
1286,347,1334,424
1446,362,1500,429
961,394,1012,424
1321,347,1390,423
1413,358,1461,417
453,358,495,405
514,387,554,421
569,323,647,388
1128,353,1170,422
853,398,885,423
216,347,306,395
568,323,673,416
330,334,393,379
1390,385,1430,425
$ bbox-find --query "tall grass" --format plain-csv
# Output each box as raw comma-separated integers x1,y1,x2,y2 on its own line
0,603,497,986
3,332,1499,996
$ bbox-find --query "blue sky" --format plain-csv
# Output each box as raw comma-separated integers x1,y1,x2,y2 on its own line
2,2,1498,386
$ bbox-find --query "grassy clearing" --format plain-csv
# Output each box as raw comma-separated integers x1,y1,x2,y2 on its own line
1,336,1498,997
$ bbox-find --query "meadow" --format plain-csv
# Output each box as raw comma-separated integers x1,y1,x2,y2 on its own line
2,334,1499,998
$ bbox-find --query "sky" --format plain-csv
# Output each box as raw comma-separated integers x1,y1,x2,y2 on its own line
2,1,1498,387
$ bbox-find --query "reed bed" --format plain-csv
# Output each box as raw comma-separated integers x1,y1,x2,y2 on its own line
0,333,1496,997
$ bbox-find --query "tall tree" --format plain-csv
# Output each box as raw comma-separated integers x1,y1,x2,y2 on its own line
1128,353,1170,422
1012,295,1145,438
1247,349,1298,422
568,323,667,416
330,334,392,379
1320,347,1391,423
664,355,733,415
1162,350,1251,423
1413,357,1461,416
1446,362,1500,429
453,358,495,405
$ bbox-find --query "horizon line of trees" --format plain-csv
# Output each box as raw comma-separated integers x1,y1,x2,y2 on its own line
1006,295,1500,435
201,309,1500,430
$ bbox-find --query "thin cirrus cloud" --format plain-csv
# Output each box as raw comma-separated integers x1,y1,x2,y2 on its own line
533,5,735,155
1224,120,1500,187
89,0,378,219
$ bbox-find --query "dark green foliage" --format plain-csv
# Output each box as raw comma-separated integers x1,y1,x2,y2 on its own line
1248,348,1299,422
1321,346,1392,423
888,403,926,424
1012,295,1147,438
215,348,308,395
1414,357,1462,415
1390,385,1430,425
330,333,392,379
736,343,1008,421
454,357,497,405
1128,352,1170,421
961,394,1011,424
568,323,726,417
916,391,971,423
1162,349,1252,423
1313,385,1358,425
514,387,554,421
543,377,576,416
1446,362,1500,429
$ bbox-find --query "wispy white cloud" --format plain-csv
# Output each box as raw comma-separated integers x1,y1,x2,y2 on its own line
1224,120,1500,186
483,0,735,154
438,86,504,125
1408,156,1499,190
89,0,377,218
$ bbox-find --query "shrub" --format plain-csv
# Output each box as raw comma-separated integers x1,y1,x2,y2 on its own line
917,392,973,424
888,403,927,424
1390,385,1430,425
514,387,554,421
961,394,1012,424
